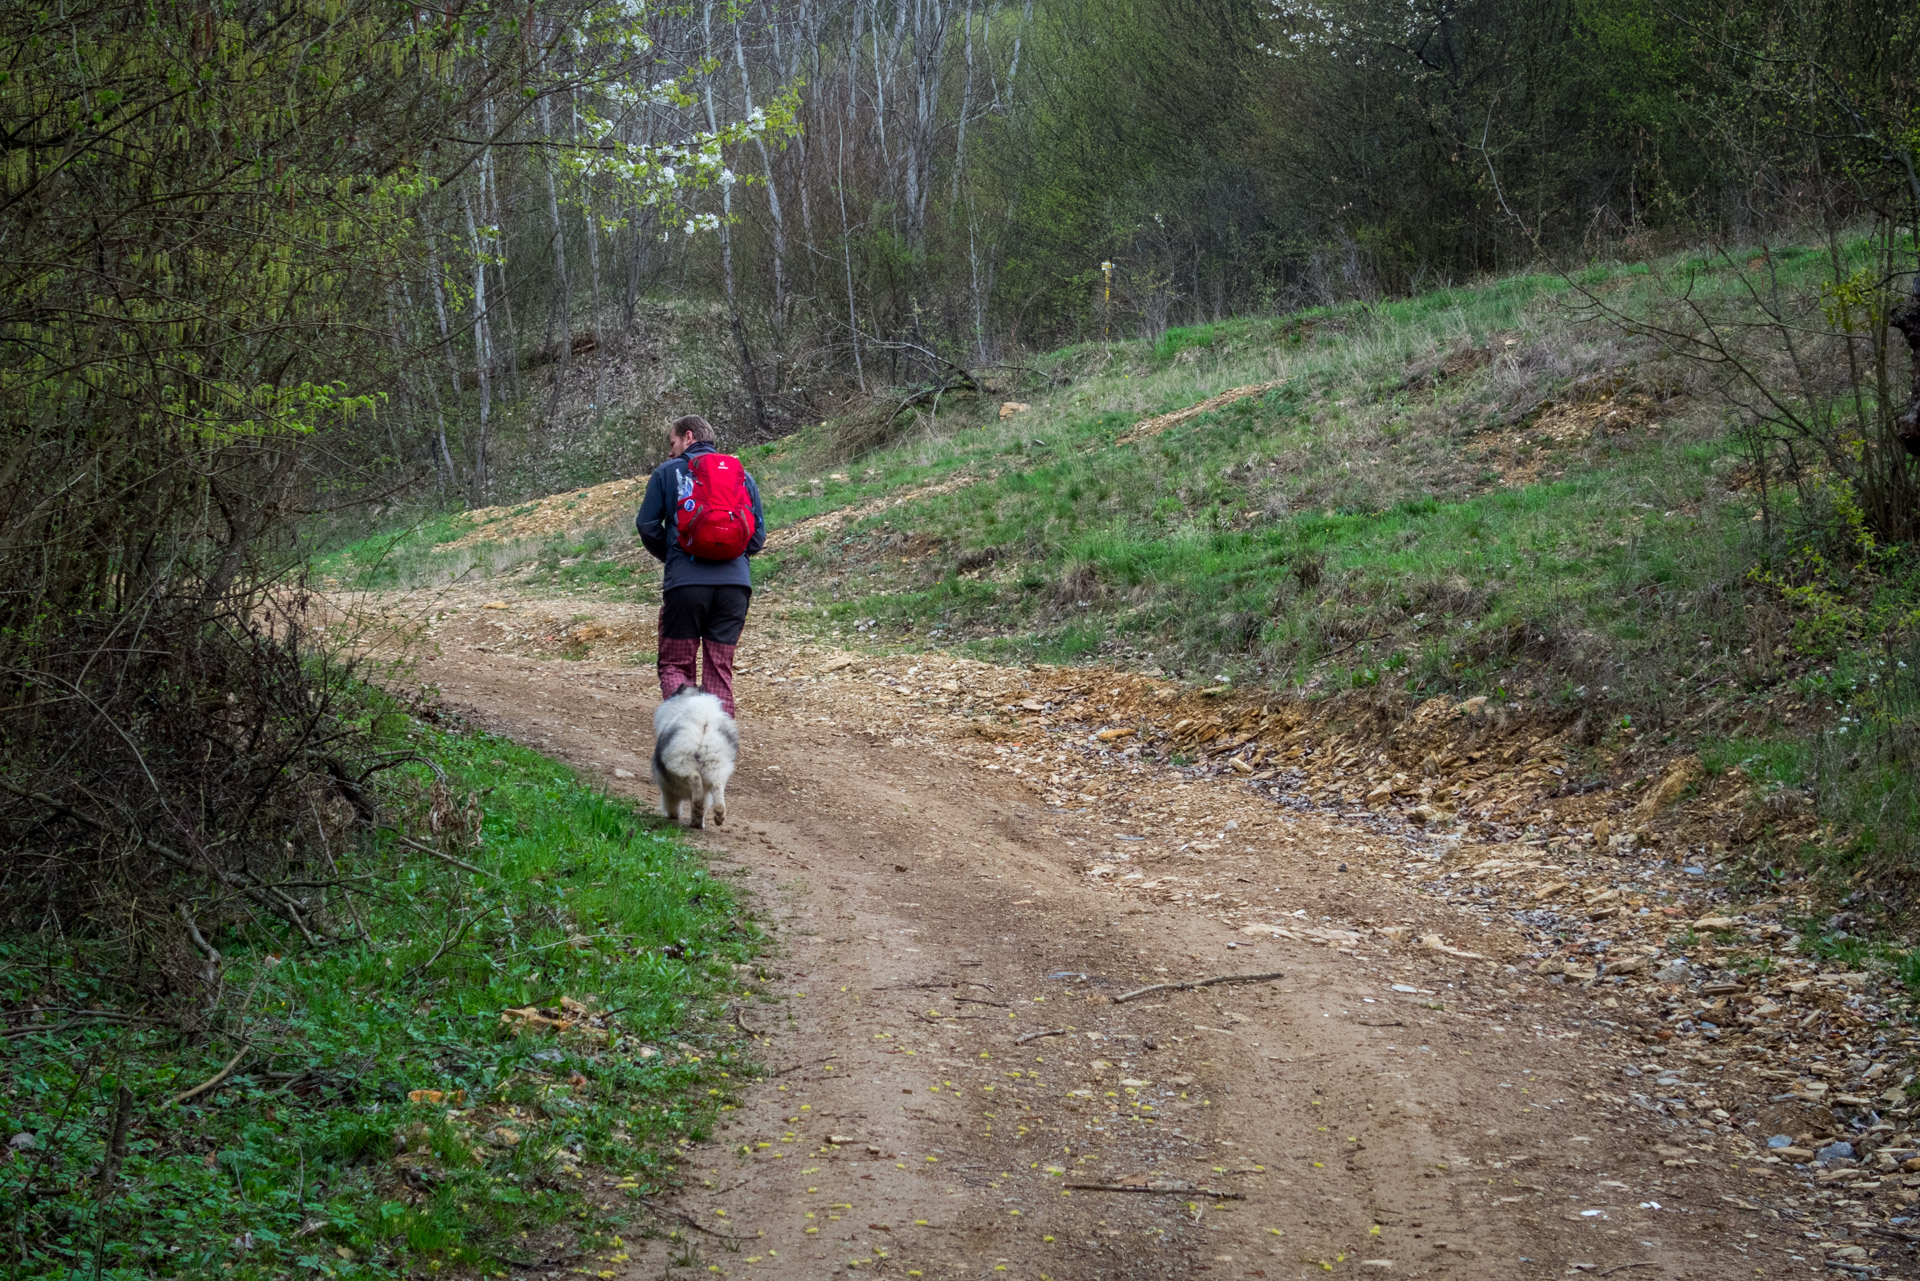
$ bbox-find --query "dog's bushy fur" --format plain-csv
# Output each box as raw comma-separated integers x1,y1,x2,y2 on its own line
651,687,738,828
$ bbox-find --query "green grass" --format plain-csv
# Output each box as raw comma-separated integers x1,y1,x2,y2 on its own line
312,510,486,590
735,258,1767,699
1,706,757,1279
339,232,1920,914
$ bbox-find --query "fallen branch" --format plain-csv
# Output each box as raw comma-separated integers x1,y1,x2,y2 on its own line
1355,1020,1405,1028
407,901,501,978
320,756,380,826
1112,970,1285,1004
1113,380,1287,447
2,1007,169,1032
4,1020,122,1041
1015,1028,1068,1045
392,832,492,878
1597,1264,1658,1277
637,1199,740,1241
954,995,1010,1008
178,903,222,994
168,1042,252,1107
0,778,338,937
771,1055,839,1077
1065,1181,1244,1200
95,1085,133,1199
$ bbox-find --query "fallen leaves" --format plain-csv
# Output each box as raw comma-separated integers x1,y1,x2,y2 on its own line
499,995,611,1041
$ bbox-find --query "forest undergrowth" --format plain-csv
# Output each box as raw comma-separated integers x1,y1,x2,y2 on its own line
2,687,758,1280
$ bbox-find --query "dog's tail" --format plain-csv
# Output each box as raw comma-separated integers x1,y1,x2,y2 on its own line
690,705,739,787
690,733,730,780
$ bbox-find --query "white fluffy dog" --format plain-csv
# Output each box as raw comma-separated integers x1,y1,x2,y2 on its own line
651,687,738,828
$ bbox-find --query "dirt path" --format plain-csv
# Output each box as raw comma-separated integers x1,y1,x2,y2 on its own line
385,588,1829,1280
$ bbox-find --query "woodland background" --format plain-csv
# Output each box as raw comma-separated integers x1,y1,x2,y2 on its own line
3,0,1917,1025
1,2,1917,1273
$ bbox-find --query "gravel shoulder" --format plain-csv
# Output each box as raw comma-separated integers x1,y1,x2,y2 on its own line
368,584,1904,1280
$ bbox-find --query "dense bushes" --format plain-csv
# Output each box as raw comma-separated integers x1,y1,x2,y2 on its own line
0,0,774,983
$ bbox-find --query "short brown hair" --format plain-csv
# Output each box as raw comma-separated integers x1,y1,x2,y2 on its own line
669,414,715,443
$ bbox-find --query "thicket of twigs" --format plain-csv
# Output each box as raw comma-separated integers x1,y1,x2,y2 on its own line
0,0,773,1003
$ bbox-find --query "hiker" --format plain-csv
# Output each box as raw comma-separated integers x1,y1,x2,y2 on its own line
636,414,767,717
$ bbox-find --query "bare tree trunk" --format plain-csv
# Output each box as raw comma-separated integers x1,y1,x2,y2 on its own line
794,0,818,271
967,202,988,364
399,280,457,495
953,6,975,207
623,202,640,332
202,446,299,609
736,14,787,341
571,92,605,405
537,96,572,420
904,0,952,259
423,225,463,401
1892,272,1920,455
623,104,657,333
1006,0,1034,101
902,0,923,257
460,189,492,504
868,0,892,178
837,113,866,393
482,98,521,399
706,0,770,435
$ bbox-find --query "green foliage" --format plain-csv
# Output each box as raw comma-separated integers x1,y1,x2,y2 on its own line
710,260,1766,698
0,717,755,1279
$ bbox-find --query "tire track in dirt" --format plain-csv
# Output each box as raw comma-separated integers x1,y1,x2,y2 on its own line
396,590,1813,1281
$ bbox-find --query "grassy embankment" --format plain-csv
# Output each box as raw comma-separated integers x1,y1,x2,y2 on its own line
323,239,1920,898
2,697,758,1280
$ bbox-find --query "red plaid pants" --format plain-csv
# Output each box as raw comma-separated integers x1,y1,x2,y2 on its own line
657,635,737,716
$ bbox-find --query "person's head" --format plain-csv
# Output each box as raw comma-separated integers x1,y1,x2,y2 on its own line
667,414,715,457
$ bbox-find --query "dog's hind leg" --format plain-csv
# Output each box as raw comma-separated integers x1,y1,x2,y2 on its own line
688,776,708,829
655,769,685,824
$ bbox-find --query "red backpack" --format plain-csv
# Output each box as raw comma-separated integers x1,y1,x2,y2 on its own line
674,452,757,560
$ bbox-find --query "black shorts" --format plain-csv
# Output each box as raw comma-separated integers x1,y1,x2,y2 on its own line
660,584,751,644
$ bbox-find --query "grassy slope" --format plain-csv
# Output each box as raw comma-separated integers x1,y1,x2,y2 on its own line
753,263,1742,697
321,238,1920,888
2,702,757,1279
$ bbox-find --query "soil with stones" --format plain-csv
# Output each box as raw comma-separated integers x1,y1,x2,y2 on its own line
364,583,1910,1281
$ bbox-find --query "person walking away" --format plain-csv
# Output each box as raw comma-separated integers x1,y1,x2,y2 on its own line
636,415,767,717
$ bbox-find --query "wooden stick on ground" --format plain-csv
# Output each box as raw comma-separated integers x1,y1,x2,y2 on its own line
95,1085,132,1199
638,1199,740,1240
393,833,492,878
1065,1182,1245,1200
1015,1027,1068,1045
1112,970,1285,1004
168,1043,251,1107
